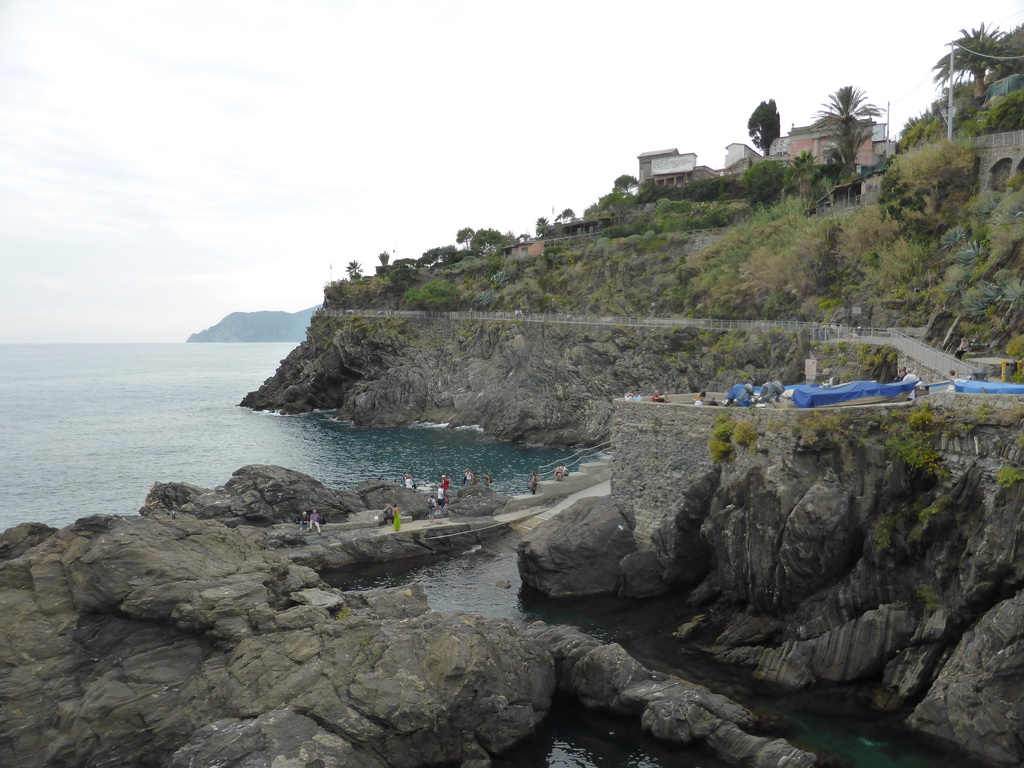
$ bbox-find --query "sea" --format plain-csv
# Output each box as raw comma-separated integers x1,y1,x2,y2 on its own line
0,343,566,530
0,343,971,767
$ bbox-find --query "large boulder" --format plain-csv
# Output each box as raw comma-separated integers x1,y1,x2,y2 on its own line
517,496,636,597
0,521,56,561
447,484,512,517
139,464,364,526
354,480,430,519
0,514,555,767
525,623,817,768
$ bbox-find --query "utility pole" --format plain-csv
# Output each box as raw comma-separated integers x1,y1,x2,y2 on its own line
947,42,956,141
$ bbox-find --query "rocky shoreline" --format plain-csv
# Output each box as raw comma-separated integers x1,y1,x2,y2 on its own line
0,473,818,768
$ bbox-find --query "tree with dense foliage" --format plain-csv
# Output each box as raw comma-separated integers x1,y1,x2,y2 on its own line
933,24,1009,101
814,86,881,177
469,228,506,255
613,175,638,193
741,160,785,207
346,261,362,280
456,227,475,248
747,99,781,154
555,208,575,222
418,245,460,269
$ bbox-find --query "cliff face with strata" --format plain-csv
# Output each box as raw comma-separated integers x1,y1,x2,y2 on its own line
542,396,1024,765
240,315,811,446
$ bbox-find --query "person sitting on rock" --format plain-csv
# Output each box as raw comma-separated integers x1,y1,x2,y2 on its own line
651,390,669,403
693,392,706,406
299,511,309,530
309,509,321,535
554,465,568,481
382,504,395,527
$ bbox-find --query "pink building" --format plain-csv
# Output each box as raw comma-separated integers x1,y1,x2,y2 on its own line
769,122,894,169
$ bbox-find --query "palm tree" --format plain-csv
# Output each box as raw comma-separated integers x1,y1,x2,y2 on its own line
555,208,575,223
933,24,1008,102
346,260,362,280
377,251,391,267
814,86,881,177
535,217,550,237
788,151,818,205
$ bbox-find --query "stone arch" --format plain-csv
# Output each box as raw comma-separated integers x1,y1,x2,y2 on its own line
990,157,1013,189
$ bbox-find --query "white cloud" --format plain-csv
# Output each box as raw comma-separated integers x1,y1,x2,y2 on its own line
1,0,1022,341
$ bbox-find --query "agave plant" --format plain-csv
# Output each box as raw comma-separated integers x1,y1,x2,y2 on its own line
993,203,1024,225
962,287,992,317
1000,278,1024,319
942,265,970,295
941,226,968,251
955,240,986,267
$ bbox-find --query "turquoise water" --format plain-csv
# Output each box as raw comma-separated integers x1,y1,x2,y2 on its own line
0,343,565,531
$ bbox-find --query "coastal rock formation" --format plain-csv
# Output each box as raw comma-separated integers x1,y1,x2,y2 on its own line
0,509,818,767
0,514,554,767
517,496,636,597
525,623,817,767
519,399,1024,765
240,316,810,446
140,465,371,525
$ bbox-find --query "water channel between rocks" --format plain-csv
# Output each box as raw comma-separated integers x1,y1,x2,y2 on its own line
323,535,975,768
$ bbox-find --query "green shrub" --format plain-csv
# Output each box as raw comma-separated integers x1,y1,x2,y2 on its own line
733,421,758,449
997,465,1024,487
913,587,941,611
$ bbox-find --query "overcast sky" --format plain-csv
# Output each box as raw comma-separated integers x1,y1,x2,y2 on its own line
2,0,1023,343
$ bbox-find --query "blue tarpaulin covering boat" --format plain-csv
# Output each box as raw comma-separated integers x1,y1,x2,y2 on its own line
954,380,1024,394
789,380,916,408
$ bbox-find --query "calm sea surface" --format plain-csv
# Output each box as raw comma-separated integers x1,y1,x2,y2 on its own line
0,343,971,767
0,343,565,531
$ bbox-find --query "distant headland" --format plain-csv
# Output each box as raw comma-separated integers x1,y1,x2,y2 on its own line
186,306,318,343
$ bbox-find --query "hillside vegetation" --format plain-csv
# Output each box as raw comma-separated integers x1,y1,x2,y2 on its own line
327,139,1024,356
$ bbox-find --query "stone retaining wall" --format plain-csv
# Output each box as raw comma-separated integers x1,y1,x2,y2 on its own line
611,398,1024,548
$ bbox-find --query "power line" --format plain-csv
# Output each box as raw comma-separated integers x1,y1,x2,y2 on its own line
953,42,1024,61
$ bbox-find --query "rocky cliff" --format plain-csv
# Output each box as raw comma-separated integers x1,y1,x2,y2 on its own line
240,315,811,446
0,513,817,767
518,395,1024,765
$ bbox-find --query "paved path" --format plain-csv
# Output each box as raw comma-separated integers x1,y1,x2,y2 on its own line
395,478,612,536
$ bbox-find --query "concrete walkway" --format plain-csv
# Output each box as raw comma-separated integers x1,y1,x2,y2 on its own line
395,477,612,537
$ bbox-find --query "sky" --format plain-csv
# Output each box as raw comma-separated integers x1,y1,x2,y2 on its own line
2,1,1023,343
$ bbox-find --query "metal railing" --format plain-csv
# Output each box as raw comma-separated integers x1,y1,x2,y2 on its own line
971,130,1024,149
322,307,876,336
536,441,612,477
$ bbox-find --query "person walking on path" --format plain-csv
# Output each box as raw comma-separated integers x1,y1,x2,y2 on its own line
428,496,438,524
309,509,321,534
